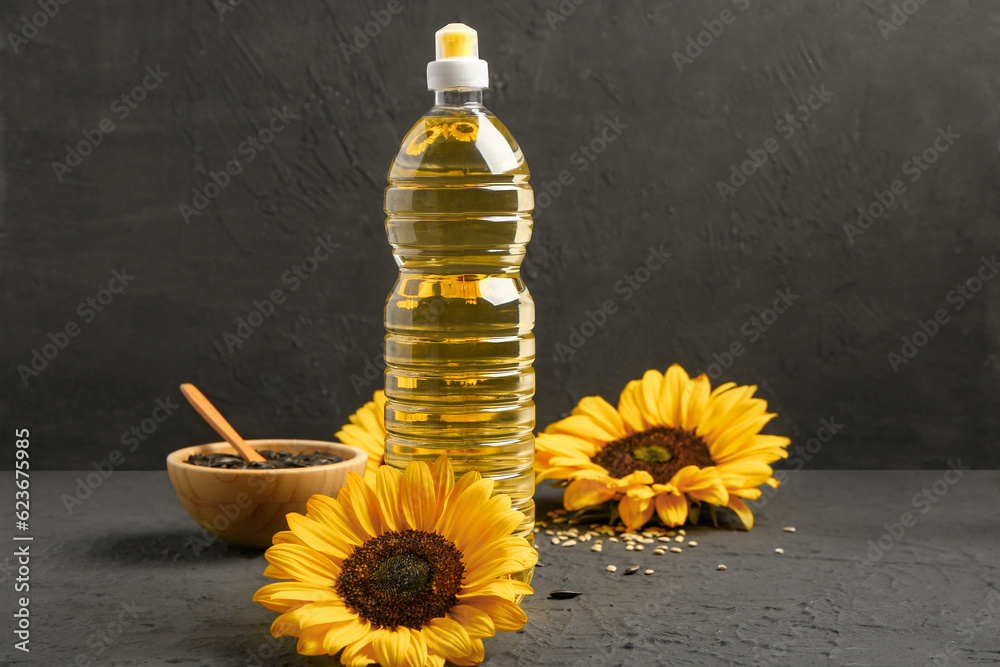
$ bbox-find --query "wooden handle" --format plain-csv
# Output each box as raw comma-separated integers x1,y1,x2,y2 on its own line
179,383,266,463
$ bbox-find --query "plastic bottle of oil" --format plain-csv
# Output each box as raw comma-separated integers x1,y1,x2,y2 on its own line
383,23,535,561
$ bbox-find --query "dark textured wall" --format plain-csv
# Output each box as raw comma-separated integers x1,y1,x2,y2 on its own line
3,0,998,470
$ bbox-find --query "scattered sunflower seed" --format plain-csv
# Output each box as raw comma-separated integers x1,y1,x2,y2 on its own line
545,530,555,536
644,569,654,575
775,547,784,554
635,545,645,551
674,536,684,543
536,562,545,567
670,547,683,553
533,527,540,533
590,545,603,552
561,539,577,547
609,537,619,543
717,564,727,571
536,520,548,528
653,548,666,555
688,541,698,547
666,531,676,536
657,536,672,543
624,565,641,575
606,564,618,572
548,590,582,600
625,544,635,551
678,529,686,535
783,526,797,533
551,537,561,545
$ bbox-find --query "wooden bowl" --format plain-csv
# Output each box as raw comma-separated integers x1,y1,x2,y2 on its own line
166,439,367,549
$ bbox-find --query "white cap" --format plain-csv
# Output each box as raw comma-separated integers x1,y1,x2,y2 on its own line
426,23,489,91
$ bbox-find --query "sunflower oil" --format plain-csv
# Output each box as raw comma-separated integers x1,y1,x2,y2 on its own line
383,24,535,574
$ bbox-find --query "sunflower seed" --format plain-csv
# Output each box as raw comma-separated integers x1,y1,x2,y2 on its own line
548,590,582,599
545,530,555,536
536,520,548,528
717,564,727,571
774,547,784,554
625,544,635,551
783,526,797,533
657,536,672,543
624,565,641,575
594,539,604,545
551,537,561,545
590,544,603,552
536,562,545,567
533,527,540,533
642,531,658,538
635,545,645,551
653,548,667,555
666,531,676,536
579,534,592,542
644,569,654,575
609,537,619,543
606,564,617,572
678,529,686,535
637,537,654,544
688,541,698,547
670,547,683,553
561,539,577,547
674,536,684,542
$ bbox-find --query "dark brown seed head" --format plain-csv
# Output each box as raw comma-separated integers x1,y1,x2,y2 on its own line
592,427,714,484
336,530,464,630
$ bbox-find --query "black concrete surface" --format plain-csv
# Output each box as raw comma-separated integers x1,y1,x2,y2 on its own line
3,1,1000,470
2,470,998,665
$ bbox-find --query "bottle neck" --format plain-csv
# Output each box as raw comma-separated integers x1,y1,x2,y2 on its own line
434,89,483,107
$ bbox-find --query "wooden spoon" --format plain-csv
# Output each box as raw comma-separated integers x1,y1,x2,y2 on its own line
179,383,266,463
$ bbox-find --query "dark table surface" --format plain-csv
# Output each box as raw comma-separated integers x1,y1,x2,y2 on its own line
2,470,998,666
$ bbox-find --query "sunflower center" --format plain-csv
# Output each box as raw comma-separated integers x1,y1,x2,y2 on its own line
371,553,431,596
592,426,713,484
336,529,465,630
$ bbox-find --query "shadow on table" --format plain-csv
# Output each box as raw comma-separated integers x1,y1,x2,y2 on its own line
86,529,265,565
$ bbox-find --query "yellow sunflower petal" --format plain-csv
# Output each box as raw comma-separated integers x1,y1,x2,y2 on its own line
618,493,655,531
545,414,620,443
572,395,627,440
400,457,437,532
640,369,665,425
659,363,691,428
463,596,527,632
617,379,647,433
263,543,339,586
669,465,729,506
424,617,475,660
563,478,618,510
375,465,402,532
680,374,711,431
655,490,689,527
430,454,455,516
342,636,379,666
339,472,383,537
271,600,355,637
322,618,371,657
448,604,495,640
727,496,755,530
305,494,368,547
253,581,340,613
286,513,351,560
448,637,485,666
294,622,341,656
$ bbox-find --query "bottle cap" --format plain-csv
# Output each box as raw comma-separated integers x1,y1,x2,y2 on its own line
426,23,489,91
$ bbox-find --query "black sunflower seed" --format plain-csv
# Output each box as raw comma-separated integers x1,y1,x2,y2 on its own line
623,565,641,575
547,590,582,600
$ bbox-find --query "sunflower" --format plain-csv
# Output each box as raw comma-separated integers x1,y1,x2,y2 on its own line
336,390,387,484
535,364,790,531
254,456,536,666
445,120,478,142
405,123,446,156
